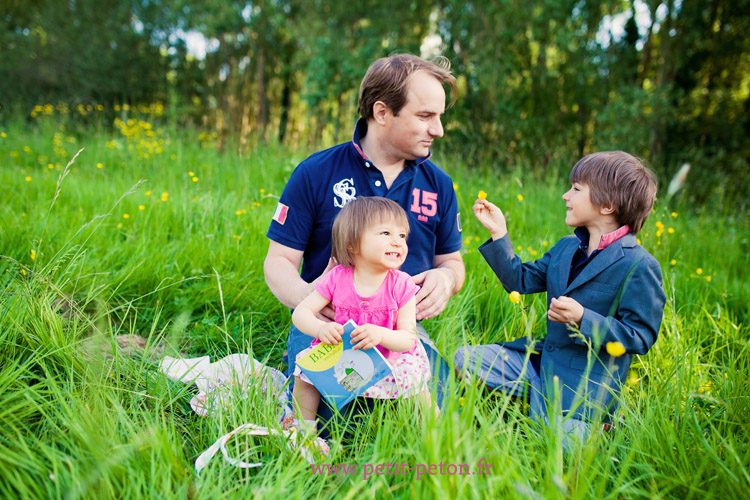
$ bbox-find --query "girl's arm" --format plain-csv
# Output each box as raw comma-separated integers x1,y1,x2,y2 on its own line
292,290,343,345
350,297,417,352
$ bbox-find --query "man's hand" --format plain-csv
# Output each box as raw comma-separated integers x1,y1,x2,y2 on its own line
412,267,456,321
350,324,385,351
318,322,344,345
548,296,584,327
472,199,508,240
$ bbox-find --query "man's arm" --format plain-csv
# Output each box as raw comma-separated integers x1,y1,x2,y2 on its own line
263,240,311,309
412,251,465,321
264,240,337,320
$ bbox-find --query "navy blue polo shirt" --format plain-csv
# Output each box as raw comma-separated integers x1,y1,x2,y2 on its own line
267,119,463,283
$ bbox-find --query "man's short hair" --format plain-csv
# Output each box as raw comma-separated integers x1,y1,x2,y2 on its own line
570,151,658,234
358,53,457,121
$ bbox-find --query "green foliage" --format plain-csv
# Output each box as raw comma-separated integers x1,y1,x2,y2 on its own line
2,0,749,205
1,122,748,498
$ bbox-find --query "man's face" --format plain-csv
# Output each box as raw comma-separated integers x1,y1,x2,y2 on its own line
383,71,446,161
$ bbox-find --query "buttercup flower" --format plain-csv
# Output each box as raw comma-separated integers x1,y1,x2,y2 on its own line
96,163,103,169
145,191,151,196
453,183,458,191
517,194,523,201
705,276,711,282
25,176,32,182
671,212,678,218
192,176,198,182
138,205,145,211
670,259,677,266
508,291,521,303
696,268,703,275
123,214,130,219
30,249,36,260
477,190,487,200
606,341,626,357
668,227,674,234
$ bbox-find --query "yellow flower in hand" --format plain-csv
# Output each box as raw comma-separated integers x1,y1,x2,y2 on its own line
508,291,521,303
606,341,626,357
477,190,487,200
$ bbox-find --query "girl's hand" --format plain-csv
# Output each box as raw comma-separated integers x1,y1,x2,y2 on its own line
318,322,344,345
350,324,385,351
473,199,508,240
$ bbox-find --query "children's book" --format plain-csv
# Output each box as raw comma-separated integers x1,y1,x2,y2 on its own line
296,319,393,410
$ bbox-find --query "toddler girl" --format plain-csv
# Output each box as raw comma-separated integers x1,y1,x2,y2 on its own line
290,197,431,429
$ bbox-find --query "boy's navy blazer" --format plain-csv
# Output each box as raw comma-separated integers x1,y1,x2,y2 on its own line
479,232,666,422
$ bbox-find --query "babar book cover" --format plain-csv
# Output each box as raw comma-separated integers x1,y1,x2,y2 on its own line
297,319,393,410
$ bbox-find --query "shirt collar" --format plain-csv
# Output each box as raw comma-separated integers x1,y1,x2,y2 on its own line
574,225,632,252
351,118,431,166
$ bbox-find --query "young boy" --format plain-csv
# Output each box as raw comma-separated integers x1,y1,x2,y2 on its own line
455,151,666,441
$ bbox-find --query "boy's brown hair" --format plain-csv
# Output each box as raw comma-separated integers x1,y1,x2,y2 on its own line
358,53,457,121
570,151,657,234
331,197,410,268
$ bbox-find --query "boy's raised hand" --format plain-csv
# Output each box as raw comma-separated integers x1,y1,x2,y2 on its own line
548,296,584,327
473,199,508,240
318,322,344,345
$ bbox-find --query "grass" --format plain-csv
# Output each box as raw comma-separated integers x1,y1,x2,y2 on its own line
1,114,749,499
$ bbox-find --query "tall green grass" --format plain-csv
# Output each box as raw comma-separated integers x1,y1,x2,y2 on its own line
1,116,748,498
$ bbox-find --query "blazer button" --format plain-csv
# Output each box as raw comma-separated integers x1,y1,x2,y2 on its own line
545,344,554,352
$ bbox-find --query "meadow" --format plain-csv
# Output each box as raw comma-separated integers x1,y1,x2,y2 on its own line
1,111,749,499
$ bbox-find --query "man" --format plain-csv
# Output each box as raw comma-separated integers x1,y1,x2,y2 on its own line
264,53,465,420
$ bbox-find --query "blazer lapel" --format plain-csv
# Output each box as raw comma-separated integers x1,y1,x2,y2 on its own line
557,238,578,293
563,235,633,293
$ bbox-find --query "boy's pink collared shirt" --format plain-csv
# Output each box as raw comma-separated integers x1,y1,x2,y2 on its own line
597,225,632,250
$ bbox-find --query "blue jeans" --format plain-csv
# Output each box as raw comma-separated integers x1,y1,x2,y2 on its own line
454,343,592,450
285,322,452,440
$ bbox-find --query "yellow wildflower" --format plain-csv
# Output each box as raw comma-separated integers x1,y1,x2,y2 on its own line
117,223,122,229
531,249,538,256
161,192,168,202
656,221,665,230
696,268,703,275
606,341,626,357
123,214,130,219
477,190,487,200
453,183,458,191
145,191,151,196
542,241,549,247
0,132,6,138
192,176,198,182
656,230,663,237
20,269,27,276
637,238,641,245
508,291,521,304
188,171,194,176
464,237,472,245
232,235,242,240
96,163,103,169
138,205,145,211
705,276,711,282
517,194,523,201
458,397,465,407
671,212,678,218
670,259,676,266
30,249,36,260
668,227,674,234
25,176,32,182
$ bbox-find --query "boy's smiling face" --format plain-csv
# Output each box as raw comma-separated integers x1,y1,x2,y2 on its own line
562,182,606,229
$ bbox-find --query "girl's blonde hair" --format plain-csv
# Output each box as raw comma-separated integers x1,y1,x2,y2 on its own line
331,197,410,268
